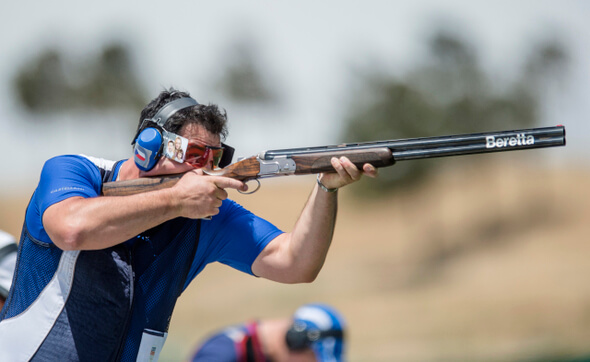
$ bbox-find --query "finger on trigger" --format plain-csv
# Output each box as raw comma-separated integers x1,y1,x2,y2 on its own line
215,177,246,191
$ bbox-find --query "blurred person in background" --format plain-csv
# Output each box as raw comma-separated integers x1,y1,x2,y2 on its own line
0,230,18,310
190,303,346,362
0,88,376,361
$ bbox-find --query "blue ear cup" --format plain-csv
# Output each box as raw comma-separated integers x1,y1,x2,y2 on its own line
134,127,163,171
132,97,200,171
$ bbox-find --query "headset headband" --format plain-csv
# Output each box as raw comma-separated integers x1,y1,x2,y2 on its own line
152,97,199,127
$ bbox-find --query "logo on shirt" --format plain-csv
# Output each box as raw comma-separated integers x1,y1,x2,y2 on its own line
50,186,86,193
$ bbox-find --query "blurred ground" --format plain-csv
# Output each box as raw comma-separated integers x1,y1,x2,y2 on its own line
1,159,589,361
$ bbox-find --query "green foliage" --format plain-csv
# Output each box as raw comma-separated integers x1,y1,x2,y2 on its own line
212,37,282,106
13,42,147,117
341,29,569,194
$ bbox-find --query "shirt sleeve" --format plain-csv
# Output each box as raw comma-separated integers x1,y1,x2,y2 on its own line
187,199,284,282
25,155,103,244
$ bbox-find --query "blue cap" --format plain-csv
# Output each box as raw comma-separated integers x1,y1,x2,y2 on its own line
291,303,346,362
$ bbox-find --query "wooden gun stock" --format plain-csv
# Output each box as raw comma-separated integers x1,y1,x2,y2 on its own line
102,174,183,197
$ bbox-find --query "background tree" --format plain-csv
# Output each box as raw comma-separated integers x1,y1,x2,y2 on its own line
13,41,147,117
211,36,282,106
341,28,569,194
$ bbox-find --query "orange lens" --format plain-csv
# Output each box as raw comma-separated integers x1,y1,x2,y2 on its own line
210,148,224,168
185,141,224,168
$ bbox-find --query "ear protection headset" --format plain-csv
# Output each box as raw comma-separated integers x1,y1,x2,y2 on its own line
132,97,234,171
285,320,344,351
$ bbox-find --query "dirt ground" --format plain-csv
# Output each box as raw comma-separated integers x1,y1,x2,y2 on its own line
1,159,589,361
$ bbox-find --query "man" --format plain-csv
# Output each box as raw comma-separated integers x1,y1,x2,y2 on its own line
0,230,17,310
0,88,376,361
191,303,346,362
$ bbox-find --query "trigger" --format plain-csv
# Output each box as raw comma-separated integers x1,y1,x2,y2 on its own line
239,179,261,194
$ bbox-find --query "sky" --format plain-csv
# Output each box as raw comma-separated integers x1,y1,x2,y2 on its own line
1,0,588,190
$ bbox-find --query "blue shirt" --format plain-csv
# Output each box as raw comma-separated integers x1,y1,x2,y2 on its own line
1,154,283,361
26,154,282,283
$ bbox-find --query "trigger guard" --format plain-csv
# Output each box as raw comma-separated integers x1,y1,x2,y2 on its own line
238,179,261,194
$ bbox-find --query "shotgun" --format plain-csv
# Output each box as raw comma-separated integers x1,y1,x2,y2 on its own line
102,125,566,196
